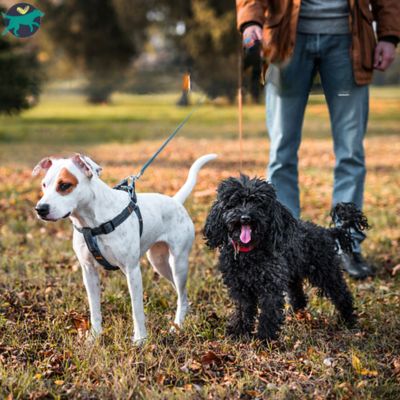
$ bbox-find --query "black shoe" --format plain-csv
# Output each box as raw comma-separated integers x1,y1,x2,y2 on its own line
352,252,375,277
340,253,373,280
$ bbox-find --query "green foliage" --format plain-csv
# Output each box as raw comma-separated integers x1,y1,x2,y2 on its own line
0,7,41,115
42,0,150,104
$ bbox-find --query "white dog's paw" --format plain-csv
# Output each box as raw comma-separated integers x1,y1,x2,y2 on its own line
132,335,147,347
85,329,102,345
169,321,182,333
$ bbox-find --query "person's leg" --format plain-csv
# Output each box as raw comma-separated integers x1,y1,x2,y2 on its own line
319,34,368,248
319,34,372,278
266,33,317,218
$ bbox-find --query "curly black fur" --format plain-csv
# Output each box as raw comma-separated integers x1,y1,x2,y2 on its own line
204,175,366,343
330,202,370,253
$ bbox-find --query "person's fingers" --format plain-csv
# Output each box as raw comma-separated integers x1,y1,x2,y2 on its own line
253,26,262,41
374,42,396,71
243,25,262,39
379,54,393,71
243,25,262,48
373,45,382,68
381,50,396,71
375,52,394,71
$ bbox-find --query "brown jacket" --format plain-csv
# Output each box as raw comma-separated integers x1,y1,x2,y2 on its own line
236,0,400,85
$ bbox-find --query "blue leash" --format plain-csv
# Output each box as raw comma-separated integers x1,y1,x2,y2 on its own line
136,96,205,180
114,96,205,192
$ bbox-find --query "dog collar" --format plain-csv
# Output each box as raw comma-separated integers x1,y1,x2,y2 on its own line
230,239,255,256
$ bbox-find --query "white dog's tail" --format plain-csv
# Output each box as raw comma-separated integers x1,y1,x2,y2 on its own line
173,154,217,204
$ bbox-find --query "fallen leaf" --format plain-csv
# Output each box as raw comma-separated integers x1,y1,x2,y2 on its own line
71,313,89,331
156,374,165,385
352,354,362,374
295,310,312,321
360,368,378,377
182,359,202,372
351,354,378,377
245,390,262,397
393,357,400,377
201,350,221,366
54,380,64,385
189,360,202,371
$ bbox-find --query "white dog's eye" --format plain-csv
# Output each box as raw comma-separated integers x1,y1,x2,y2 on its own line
42,182,46,188
59,182,73,192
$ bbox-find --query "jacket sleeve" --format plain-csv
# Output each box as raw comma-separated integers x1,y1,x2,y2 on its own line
236,0,268,31
371,0,400,39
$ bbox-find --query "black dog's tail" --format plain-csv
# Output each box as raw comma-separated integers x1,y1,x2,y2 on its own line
329,202,370,253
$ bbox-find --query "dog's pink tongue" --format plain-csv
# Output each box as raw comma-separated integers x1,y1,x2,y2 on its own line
240,225,252,244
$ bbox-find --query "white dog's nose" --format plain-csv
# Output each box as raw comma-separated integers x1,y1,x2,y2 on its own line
35,203,50,218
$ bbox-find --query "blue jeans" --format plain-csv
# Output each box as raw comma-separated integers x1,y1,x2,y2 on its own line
266,33,368,251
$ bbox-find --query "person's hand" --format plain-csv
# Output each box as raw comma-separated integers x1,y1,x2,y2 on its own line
243,24,263,49
374,41,396,71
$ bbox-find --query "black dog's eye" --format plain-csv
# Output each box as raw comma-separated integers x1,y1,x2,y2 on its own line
59,182,72,192
225,200,237,209
248,194,265,204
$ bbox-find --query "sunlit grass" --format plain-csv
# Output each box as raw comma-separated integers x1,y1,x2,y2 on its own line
0,87,398,144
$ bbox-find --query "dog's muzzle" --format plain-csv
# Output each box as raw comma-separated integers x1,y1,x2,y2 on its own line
35,203,50,218
35,203,70,221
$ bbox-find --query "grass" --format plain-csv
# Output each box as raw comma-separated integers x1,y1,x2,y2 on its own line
0,87,399,146
0,88,399,399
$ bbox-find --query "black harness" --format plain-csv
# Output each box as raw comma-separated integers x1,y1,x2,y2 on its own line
73,180,143,271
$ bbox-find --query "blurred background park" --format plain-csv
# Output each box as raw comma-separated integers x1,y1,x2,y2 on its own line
1,1,400,398
0,0,399,151
0,0,399,159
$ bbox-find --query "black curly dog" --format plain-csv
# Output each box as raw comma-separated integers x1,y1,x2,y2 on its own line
204,175,369,342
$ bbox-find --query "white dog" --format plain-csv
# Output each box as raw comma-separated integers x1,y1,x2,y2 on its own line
33,153,216,343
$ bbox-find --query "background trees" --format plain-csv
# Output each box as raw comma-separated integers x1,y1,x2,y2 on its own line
163,0,240,102
1,0,398,112
42,0,150,104
0,6,41,115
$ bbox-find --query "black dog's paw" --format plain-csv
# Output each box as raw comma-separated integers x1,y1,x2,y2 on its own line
256,325,280,344
255,332,278,345
340,313,358,329
226,321,252,340
227,331,253,341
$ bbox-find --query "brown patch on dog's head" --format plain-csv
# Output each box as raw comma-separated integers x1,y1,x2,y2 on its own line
56,168,78,195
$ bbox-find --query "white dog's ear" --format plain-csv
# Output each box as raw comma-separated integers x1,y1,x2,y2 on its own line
82,155,102,176
72,154,102,178
32,157,52,177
